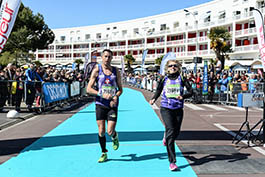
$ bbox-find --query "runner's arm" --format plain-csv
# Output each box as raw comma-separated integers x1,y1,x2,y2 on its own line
151,76,164,102
86,65,99,96
113,68,123,100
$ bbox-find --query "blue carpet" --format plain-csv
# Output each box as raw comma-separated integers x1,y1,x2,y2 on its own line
0,88,197,177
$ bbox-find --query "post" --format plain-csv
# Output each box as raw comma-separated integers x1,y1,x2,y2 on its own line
252,7,265,143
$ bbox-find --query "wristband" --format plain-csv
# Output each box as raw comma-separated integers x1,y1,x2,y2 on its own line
97,92,101,97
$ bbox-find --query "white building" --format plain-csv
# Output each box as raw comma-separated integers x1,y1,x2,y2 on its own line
35,0,265,69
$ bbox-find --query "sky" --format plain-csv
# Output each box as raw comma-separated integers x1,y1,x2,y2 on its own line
22,0,213,29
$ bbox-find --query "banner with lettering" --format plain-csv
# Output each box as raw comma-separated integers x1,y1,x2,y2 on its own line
202,60,208,95
42,82,69,103
253,9,265,71
0,0,21,52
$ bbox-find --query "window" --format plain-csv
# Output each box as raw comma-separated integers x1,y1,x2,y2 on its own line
133,28,139,34
122,30,127,36
107,27,110,30
218,11,226,19
60,36,65,41
151,20,156,24
96,33,101,39
85,34,90,40
113,26,117,29
173,22,179,28
160,24,166,31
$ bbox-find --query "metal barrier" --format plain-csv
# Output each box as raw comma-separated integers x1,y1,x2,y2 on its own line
0,80,90,113
123,76,265,106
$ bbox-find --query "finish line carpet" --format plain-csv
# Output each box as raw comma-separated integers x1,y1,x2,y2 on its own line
0,88,197,177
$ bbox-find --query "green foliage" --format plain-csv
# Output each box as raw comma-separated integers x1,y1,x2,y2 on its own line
0,3,55,65
155,55,164,66
208,26,233,69
33,60,43,67
124,54,135,72
0,52,15,65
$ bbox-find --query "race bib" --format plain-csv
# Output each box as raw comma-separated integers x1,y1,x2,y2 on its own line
101,85,116,96
165,84,180,98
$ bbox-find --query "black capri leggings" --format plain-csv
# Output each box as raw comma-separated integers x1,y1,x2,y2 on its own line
160,107,183,163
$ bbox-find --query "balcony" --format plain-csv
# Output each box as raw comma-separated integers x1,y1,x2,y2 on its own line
235,28,256,36
127,44,144,49
234,44,259,52
167,39,185,46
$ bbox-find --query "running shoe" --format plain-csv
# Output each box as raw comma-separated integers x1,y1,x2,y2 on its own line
98,153,107,163
169,163,178,171
163,138,166,146
112,133,119,150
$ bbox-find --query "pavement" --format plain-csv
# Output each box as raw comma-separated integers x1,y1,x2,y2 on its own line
0,87,264,177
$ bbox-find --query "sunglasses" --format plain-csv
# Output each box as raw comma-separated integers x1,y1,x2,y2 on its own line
168,64,178,68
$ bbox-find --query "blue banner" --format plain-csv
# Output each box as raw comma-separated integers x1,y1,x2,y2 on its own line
42,82,69,103
141,49,148,67
202,61,208,95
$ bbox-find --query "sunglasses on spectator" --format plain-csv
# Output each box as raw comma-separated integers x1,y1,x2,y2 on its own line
168,64,178,68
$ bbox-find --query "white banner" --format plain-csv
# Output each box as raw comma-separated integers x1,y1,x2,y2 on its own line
159,52,176,75
121,56,124,76
0,0,21,52
253,9,265,71
70,81,80,97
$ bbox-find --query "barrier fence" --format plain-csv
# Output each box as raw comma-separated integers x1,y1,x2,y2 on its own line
123,76,265,106
0,80,89,113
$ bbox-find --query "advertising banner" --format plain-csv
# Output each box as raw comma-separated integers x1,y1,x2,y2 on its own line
202,60,208,95
159,52,176,75
70,81,80,97
0,0,21,52
253,9,265,71
42,82,69,103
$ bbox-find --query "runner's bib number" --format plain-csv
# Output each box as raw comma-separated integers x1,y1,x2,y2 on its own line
165,84,180,98
101,85,116,96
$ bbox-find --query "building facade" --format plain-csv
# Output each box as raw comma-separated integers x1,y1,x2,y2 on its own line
35,0,265,69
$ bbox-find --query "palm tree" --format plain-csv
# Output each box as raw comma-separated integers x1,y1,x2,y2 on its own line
124,54,135,73
155,55,164,66
74,59,84,71
208,26,233,70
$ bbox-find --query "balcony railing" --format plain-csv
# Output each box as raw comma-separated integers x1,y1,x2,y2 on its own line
167,39,185,45
234,44,259,52
235,27,256,36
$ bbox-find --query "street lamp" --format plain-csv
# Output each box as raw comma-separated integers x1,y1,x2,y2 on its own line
136,30,152,74
184,9,200,73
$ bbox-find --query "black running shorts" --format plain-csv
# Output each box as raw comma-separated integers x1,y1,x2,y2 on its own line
96,104,118,122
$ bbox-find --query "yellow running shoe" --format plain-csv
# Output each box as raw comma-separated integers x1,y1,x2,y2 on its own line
98,153,107,163
112,133,119,150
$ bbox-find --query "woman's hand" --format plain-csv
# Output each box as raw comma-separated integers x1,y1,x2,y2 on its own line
149,99,155,105
176,96,183,100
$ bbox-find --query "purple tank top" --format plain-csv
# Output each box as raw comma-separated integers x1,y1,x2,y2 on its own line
161,76,184,109
96,65,118,107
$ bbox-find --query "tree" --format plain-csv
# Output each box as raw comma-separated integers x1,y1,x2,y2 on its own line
124,54,135,73
34,60,43,67
208,26,233,70
0,3,55,65
155,55,164,66
74,59,84,71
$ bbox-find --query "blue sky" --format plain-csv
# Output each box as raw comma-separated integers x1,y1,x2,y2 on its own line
22,0,212,29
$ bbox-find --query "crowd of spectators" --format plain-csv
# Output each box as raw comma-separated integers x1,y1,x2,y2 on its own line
0,63,86,112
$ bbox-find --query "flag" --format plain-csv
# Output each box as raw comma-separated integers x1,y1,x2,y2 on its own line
202,61,208,95
72,62,76,70
253,9,265,71
84,52,89,74
121,56,124,76
0,0,21,53
159,52,176,75
141,49,148,67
